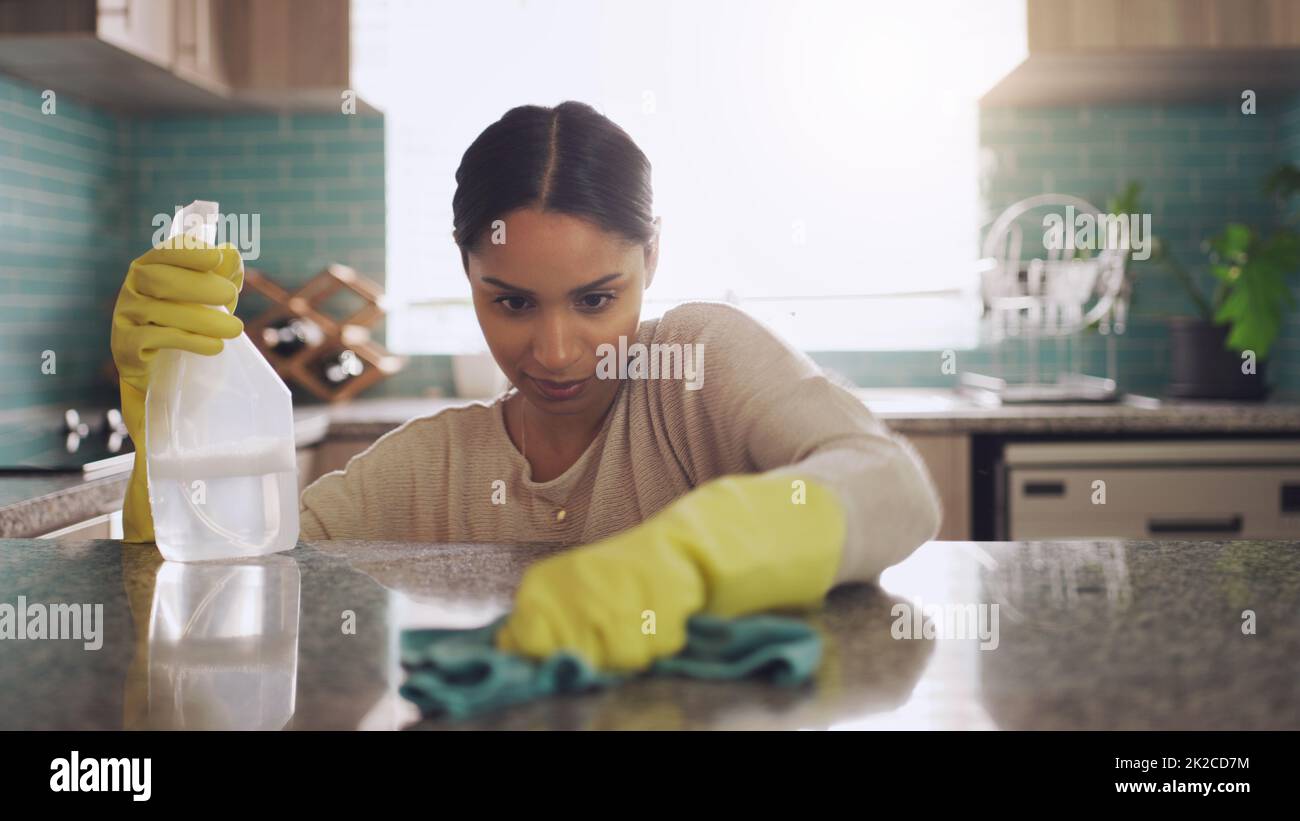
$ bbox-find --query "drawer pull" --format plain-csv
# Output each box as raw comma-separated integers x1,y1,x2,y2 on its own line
1282,484,1300,513
1023,480,1065,497
1148,515,1243,535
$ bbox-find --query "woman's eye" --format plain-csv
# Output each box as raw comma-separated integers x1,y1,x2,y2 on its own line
495,295,531,312
578,293,614,310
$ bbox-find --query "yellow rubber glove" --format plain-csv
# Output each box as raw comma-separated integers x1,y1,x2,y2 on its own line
110,240,246,543
495,473,846,672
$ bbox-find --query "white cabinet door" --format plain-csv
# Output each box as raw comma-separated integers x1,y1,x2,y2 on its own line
904,433,970,540
97,0,175,68
172,0,227,90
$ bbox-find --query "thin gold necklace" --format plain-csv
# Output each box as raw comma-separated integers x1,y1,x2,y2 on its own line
517,397,568,523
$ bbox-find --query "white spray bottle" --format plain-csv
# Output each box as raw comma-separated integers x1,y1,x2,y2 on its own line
145,200,300,561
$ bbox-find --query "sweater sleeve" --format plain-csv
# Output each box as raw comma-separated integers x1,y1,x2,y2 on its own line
298,415,442,541
651,302,942,586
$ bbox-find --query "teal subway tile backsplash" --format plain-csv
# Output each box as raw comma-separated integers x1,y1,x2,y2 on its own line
126,110,390,402
0,69,389,412
126,110,390,403
127,112,387,278
0,74,131,413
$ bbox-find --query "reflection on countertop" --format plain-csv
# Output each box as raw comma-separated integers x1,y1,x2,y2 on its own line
125,552,301,730
0,537,1294,730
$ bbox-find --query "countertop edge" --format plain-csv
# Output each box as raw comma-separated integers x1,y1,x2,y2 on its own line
0,473,129,539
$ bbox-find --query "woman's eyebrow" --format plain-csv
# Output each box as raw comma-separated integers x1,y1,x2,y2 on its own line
569,273,623,294
480,276,534,294
480,272,624,296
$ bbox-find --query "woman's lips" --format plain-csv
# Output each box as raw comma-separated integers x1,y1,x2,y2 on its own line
529,375,590,401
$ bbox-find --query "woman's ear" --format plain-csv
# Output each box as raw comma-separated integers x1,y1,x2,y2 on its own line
644,217,662,290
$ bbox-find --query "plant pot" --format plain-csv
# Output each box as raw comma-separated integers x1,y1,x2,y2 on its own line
1165,317,1268,400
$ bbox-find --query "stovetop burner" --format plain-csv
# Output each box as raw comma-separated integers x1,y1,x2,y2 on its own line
0,408,135,473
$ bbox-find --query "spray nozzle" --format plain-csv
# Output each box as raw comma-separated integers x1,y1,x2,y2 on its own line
168,199,220,247
167,200,229,314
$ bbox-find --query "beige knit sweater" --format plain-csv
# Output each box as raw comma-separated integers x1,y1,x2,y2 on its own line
299,302,941,587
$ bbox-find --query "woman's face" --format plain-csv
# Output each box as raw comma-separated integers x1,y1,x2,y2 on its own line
467,207,658,420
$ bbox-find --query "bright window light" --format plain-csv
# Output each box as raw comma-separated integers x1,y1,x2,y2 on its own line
351,0,1026,353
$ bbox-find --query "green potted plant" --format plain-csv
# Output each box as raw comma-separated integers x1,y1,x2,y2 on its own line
1159,164,1300,399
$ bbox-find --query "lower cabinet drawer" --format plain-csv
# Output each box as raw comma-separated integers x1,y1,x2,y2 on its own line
1008,465,1300,540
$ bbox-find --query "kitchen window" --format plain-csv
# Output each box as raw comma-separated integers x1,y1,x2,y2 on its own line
351,0,1025,355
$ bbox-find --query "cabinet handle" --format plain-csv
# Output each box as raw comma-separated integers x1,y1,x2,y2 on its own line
99,0,132,26
1147,515,1243,535
176,0,196,56
1023,480,1065,497
1282,484,1300,513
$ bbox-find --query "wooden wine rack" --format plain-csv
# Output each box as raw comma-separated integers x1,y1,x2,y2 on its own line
243,264,407,403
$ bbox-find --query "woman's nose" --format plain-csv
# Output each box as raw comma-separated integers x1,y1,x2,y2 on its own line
531,310,582,374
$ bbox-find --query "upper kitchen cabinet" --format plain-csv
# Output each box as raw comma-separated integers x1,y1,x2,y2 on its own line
982,0,1300,106
171,0,229,93
0,0,368,113
220,0,350,110
98,0,176,71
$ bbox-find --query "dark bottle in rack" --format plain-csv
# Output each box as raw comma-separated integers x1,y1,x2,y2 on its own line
261,317,324,357
318,350,365,386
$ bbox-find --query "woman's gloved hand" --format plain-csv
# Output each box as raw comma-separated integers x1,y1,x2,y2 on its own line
110,241,246,543
495,473,846,672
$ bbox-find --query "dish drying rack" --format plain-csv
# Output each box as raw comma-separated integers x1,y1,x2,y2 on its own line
963,194,1131,405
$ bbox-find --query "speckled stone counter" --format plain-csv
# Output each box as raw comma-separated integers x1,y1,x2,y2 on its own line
861,391,1300,435
1,537,1294,730
0,473,129,540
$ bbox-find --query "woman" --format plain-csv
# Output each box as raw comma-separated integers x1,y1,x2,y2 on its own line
111,101,941,672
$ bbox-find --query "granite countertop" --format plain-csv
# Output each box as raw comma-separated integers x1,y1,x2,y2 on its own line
0,473,131,540
854,389,1300,434
0,537,1294,730
7,390,1300,538
321,392,1300,438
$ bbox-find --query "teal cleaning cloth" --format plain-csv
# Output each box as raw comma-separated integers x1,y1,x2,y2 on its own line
399,613,821,720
